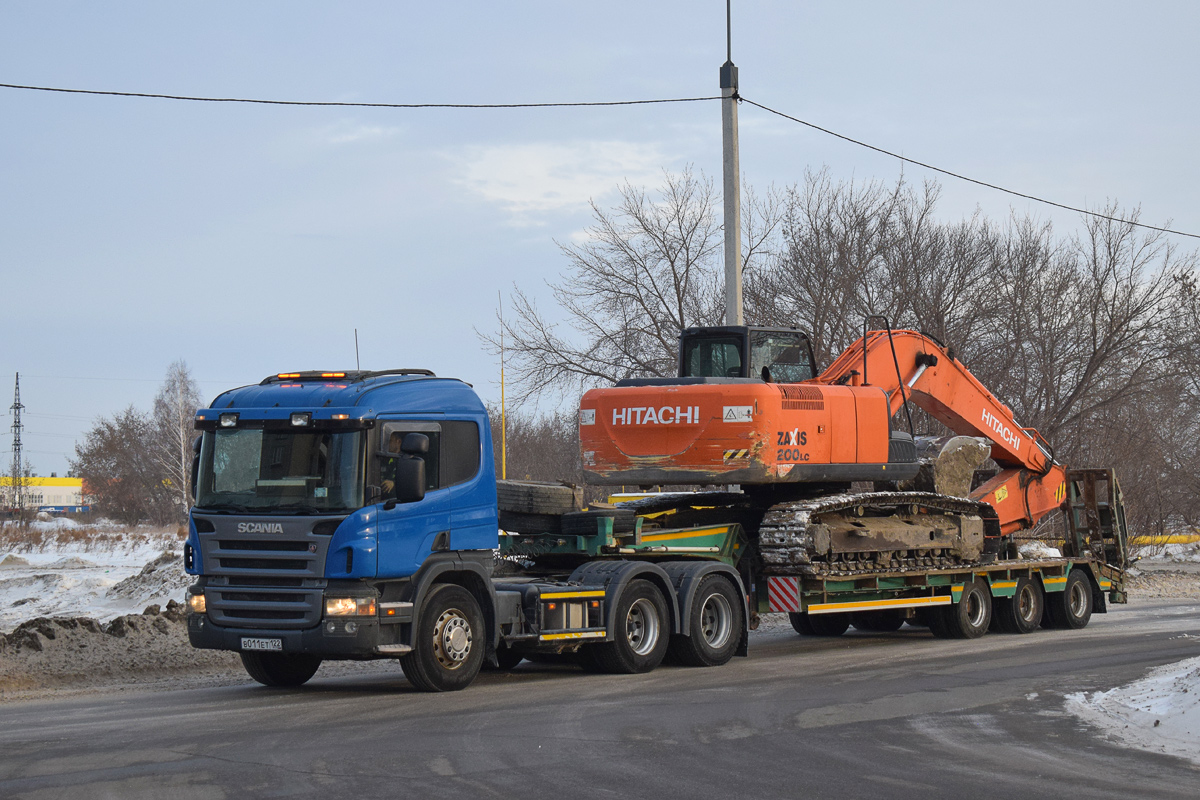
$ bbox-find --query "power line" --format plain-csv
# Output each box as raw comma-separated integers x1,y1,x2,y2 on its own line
0,82,720,110
740,96,1200,242
5,80,1195,241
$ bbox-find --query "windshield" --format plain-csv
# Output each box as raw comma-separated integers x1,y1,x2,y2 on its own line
196,428,365,514
750,331,813,382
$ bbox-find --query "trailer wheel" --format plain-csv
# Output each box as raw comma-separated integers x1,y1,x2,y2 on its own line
400,584,485,692
851,610,904,632
789,612,850,637
591,580,669,674
931,579,991,639
992,577,1043,634
1043,570,1093,630
668,575,743,667
240,652,322,688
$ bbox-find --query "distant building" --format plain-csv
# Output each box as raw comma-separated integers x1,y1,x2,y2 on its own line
0,476,88,513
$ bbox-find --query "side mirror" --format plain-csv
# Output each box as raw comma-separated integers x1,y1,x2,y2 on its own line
387,456,426,508
189,435,202,503
401,433,430,456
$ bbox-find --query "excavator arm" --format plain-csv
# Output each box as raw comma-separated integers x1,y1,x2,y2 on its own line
815,329,1066,535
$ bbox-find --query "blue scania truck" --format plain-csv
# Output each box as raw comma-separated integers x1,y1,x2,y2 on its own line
184,369,750,691
185,368,1126,692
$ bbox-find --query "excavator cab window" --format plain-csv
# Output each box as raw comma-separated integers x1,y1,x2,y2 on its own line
750,330,814,383
683,335,744,378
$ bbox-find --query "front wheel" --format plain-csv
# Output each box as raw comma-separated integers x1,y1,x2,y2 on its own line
591,580,670,674
668,574,744,667
400,583,486,692
240,652,322,687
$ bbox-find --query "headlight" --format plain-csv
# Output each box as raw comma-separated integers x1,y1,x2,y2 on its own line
219,413,239,428
325,597,376,617
187,592,207,614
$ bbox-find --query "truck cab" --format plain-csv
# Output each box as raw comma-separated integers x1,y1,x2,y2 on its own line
185,369,749,691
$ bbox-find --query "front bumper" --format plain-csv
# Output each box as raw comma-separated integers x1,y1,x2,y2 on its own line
188,613,399,659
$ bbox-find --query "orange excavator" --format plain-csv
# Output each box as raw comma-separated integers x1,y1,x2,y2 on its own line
579,323,1096,575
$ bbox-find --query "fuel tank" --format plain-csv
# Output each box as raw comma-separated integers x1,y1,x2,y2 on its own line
579,378,919,486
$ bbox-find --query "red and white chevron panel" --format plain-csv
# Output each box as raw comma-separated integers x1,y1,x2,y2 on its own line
767,576,801,612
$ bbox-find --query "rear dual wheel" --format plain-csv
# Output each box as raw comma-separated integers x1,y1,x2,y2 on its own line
930,579,991,639
587,580,670,674
1042,570,1093,630
992,577,1043,634
668,575,743,667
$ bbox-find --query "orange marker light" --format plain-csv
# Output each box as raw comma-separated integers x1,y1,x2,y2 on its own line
547,602,557,610
321,372,346,378
278,373,300,379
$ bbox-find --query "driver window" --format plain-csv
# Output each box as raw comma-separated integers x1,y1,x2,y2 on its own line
378,422,440,497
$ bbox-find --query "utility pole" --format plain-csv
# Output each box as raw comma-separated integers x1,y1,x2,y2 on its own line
9,374,25,519
720,0,743,326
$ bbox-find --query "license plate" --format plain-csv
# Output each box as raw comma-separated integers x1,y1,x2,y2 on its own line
241,637,283,652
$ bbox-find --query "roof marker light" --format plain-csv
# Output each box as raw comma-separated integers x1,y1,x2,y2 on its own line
321,372,346,378
278,373,300,379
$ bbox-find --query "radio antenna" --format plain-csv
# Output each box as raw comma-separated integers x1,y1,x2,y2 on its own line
354,329,361,371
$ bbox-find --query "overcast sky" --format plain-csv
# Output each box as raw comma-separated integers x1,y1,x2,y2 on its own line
3,1,1198,478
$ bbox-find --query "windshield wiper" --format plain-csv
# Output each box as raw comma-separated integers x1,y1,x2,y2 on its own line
194,503,250,514
271,504,322,515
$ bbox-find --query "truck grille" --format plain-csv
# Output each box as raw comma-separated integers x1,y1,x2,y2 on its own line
195,515,341,630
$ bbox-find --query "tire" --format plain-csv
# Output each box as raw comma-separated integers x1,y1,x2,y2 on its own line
400,584,486,692
561,509,637,535
498,510,561,535
992,577,1043,634
668,575,744,667
851,610,904,632
240,652,322,688
1043,570,1093,630
591,580,670,673
930,579,992,639
788,611,850,637
496,481,582,514
482,642,525,671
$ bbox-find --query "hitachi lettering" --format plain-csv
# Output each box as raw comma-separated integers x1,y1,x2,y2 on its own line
612,406,701,425
981,408,1021,451
237,522,284,533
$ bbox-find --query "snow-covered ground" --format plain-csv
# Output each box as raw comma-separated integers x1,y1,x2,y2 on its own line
1138,541,1200,564
1067,656,1200,766
0,520,188,633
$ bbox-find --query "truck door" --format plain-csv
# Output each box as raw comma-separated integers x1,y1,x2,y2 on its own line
441,419,500,551
375,421,452,578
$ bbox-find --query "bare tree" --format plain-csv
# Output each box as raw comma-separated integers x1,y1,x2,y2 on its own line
153,360,203,515
485,168,784,403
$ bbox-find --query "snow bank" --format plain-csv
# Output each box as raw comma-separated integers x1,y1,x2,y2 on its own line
1141,542,1200,564
1066,656,1200,766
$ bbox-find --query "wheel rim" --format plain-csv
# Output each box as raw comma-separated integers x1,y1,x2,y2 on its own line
1069,581,1089,617
1017,584,1037,622
626,598,660,656
432,607,472,669
699,592,733,649
966,589,987,628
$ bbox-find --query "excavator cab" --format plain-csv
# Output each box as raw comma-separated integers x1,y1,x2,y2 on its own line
679,326,817,383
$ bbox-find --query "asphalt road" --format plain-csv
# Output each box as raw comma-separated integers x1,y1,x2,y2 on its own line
1,601,1198,799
